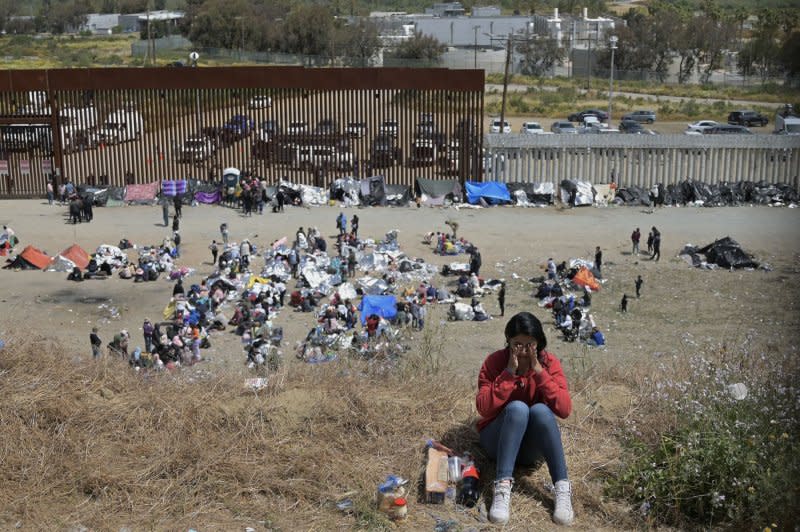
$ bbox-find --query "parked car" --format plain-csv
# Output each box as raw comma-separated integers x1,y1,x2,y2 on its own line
178,135,215,163
567,109,608,123
619,120,650,134
728,110,768,127
370,134,402,168
704,124,752,135
685,120,719,135
248,95,272,109
221,114,255,140
286,121,309,135
297,145,352,171
346,121,368,138
490,118,511,134
379,120,398,138
520,121,545,134
258,119,281,141
580,123,620,134
551,121,578,134
315,118,339,135
621,110,656,124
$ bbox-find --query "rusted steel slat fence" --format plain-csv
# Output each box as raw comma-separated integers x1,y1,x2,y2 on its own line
0,66,485,198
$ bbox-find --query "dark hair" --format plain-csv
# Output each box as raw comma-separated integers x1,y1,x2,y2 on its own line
504,311,547,354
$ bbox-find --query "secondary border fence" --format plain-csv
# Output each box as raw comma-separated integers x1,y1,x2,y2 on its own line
0,66,484,198
484,134,800,190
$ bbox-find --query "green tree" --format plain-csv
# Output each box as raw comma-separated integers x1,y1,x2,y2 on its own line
389,31,445,62
39,0,91,34
282,4,333,64
778,31,800,78
336,18,381,67
515,35,565,77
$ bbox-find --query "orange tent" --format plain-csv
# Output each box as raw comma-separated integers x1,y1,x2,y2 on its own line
572,266,600,292
18,245,51,269
58,244,91,270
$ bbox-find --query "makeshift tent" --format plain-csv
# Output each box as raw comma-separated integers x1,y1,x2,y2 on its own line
49,244,91,271
331,178,361,205
3,245,51,270
465,181,511,205
384,183,411,206
124,182,159,204
77,186,109,206
360,176,386,206
614,186,651,206
359,295,397,324
416,177,462,205
506,182,554,205
559,180,594,206
696,237,759,269
571,267,600,292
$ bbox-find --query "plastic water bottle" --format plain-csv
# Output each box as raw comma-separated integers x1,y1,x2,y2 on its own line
459,455,480,508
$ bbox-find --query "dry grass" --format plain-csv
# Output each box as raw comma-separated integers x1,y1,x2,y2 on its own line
0,328,641,530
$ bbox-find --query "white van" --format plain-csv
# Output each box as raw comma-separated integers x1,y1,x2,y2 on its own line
60,106,98,153
95,110,143,145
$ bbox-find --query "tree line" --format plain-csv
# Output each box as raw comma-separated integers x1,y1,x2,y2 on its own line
1,0,797,80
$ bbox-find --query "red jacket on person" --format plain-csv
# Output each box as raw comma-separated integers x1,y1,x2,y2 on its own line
475,348,572,432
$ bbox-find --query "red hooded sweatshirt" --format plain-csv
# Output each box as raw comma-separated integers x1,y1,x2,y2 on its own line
475,348,572,432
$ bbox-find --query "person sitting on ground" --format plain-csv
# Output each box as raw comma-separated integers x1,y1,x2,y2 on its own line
589,327,605,346
67,266,83,282
472,298,489,322
476,312,574,526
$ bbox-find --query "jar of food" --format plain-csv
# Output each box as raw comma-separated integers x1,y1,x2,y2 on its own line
387,497,408,521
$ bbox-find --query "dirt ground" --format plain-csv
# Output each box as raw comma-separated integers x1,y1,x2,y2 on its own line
1,199,798,382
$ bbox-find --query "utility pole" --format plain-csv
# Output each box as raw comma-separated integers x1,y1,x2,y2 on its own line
500,36,511,135
473,25,480,69
607,36,618,122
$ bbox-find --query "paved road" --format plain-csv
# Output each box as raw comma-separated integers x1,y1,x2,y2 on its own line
486,84,786,109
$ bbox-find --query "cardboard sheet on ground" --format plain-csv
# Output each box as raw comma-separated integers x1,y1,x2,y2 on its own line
359,295,397,324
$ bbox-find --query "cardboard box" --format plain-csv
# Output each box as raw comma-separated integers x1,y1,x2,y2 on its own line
425,447,449,503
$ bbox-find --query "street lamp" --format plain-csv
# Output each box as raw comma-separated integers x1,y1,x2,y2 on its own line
607,36,618,123
190,51,201,135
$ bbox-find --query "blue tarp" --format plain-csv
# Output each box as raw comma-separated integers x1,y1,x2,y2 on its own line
359,295,397,324
465,181,511,205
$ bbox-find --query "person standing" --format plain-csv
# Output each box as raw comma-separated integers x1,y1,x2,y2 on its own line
336,211,347,236
220,222,229,245
90,327,102,359
631,227,641,255
161,198,170,227
209,240,219,264
498,282,506,317
470,248,482,276
351,214,359,237
594,246,602,275
635,275,643,298
646,230,654,255
46,180,54,205
620,294,628,313
173,194,182,218
651,227,661,262
173,231,181,258
547,258,557,280
142,318,155,353
476,312,574,526
172,214,180,233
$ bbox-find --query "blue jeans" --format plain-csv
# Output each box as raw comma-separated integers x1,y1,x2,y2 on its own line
479,401,568,483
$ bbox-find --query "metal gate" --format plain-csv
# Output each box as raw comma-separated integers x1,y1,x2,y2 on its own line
0,66,484,198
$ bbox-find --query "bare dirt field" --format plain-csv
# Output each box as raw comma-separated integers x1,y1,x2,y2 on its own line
1,199,798,374
1,199,799,529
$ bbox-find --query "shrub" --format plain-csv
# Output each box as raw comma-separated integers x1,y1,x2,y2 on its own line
608,336,799,530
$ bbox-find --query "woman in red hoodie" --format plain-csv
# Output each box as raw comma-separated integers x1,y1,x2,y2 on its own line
476,311,574,526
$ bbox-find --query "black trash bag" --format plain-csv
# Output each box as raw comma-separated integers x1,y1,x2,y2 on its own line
696,237,759,269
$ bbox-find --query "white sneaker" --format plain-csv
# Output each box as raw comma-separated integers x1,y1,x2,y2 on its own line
489,479,513,524
553,479,574,526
